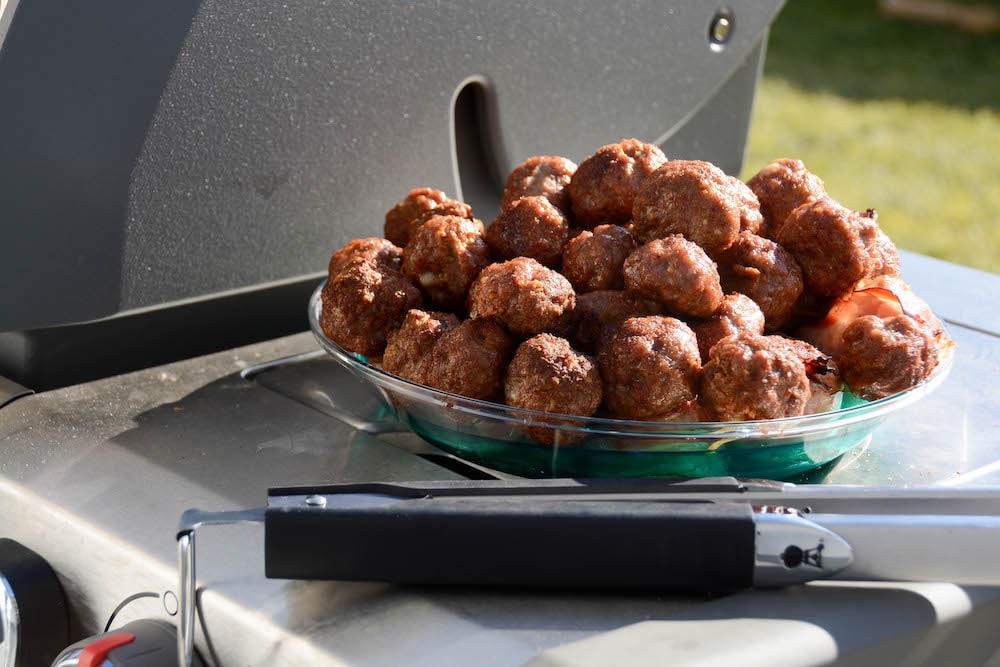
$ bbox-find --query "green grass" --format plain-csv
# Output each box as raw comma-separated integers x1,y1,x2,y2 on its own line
741,0,1000,274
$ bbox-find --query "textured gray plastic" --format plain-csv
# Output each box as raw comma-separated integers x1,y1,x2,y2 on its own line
0,0,783,332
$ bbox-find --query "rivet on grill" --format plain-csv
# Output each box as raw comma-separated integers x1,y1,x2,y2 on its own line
709,11,734,49
304,494,327,507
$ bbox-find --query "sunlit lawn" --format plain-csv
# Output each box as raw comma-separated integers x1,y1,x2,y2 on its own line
741,0,1000,274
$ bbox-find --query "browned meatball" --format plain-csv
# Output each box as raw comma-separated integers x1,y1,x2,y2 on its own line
717,231,805,330
501,155,577,215
384,188,454,247
598,315,701,419
467,257,576,337
485,195,570,267
775,197,887,298
689,293,765,360
328,237,403,279
770,335,842,414
565,290,655,354
568,139,667,228
857,209,902,279
631,160,743,257
837,314,940,401
505,334,602,416
421,319,515,402
320,260,422,359
382,309,461,383
410,199,476,232
725,175,764,235
746,158,827,239
561,224,636,292
699,334,811,421
623,236,723,318
773,335,841,391
402,215,491,311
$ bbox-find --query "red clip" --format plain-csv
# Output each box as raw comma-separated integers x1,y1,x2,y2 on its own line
77,632,135,667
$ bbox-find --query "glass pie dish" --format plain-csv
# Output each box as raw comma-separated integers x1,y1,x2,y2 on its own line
308,282,953,480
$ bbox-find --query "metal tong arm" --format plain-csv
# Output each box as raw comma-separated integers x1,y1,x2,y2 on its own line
267,477,1000,516
176,508,266,667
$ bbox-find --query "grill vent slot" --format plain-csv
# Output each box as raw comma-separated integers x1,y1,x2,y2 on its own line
451,78,506,222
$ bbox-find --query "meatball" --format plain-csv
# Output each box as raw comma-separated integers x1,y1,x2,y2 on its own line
689,293,766,360
746,158,827,239
319,260,422,359
837,314,940,400
598,316,701,419
775,197,889,298
568,139,667,228
382,309,461,383
857,209,902,280
717,231,805,330
725,175,764,235
561,224,636,292
564,290,655,355
505,334,602,416
421,319,515,402
699,334,811,421
327,237,403,279
623,236,723,318
771,335,842,414
501,155,577,215
402,214,491,311
631,160,743,257
384,188,454,247
485,195,570,267
467,257,576,338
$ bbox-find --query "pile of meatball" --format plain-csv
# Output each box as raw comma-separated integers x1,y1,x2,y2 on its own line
320,139,951,430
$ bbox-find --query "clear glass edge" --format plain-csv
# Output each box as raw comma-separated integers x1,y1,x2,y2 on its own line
308,281,954,443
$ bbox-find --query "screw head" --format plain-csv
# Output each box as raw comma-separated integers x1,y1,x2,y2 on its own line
709,11,734,49
304,494,327,507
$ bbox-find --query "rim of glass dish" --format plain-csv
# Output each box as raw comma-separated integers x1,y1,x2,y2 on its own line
308,281,953,441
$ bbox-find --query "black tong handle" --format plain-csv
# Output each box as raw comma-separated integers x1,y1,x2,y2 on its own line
265,496,755,592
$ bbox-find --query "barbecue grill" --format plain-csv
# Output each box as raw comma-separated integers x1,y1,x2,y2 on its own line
3,2,1000,666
